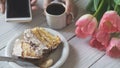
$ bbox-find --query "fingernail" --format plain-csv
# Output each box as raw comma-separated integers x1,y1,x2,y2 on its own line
69,12,74,20
0,6,1,11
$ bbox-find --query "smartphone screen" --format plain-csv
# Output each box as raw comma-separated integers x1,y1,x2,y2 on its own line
7,0,30,18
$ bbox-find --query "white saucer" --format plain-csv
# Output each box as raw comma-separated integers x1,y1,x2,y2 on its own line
5,27,69,68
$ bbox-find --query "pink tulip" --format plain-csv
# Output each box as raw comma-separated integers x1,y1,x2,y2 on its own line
106,38,120,58
75,14,98,38
99,11,120,33
95,30,110,47
75,27,88,38
90,37,106,51
117,17,120,31
90,30,110,51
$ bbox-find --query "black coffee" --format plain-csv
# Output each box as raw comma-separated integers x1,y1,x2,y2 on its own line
46,3,65,15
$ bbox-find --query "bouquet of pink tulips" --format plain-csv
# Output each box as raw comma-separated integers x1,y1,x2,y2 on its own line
75,0,120,58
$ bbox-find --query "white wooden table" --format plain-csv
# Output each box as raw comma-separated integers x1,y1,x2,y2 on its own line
0,0,120,68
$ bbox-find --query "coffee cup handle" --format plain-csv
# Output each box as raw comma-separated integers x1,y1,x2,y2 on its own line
66,12,74,25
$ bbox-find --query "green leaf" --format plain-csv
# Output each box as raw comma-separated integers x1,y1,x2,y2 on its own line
114,0,120,5
94,0,100,10
111,0,115,10
115,5,120,15
107,0,111,10
86,0,96,13
93,0,108,21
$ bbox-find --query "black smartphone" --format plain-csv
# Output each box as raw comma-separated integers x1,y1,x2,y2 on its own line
5,0,32,22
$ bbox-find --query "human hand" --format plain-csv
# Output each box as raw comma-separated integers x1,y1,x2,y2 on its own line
30,0,38,11
0,0,38,14
0,0,5,13
44,0,76,25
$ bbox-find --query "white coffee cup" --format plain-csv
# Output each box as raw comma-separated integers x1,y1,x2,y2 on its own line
45,2,66,29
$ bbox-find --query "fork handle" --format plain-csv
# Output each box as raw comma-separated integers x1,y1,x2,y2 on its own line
0,56,23,62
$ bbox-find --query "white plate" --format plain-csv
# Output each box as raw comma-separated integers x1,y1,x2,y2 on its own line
5,27,69,68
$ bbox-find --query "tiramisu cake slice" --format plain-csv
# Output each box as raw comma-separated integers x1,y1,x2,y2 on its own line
12,27,61,59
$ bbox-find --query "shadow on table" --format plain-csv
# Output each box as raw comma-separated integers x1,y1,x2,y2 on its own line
61,44,79,68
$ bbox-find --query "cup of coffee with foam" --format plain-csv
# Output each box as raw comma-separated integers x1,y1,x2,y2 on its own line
45,1,66,29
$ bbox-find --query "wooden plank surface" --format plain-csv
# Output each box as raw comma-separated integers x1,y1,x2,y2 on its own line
61,37,104,68
0,0,119,68
90,55,120,68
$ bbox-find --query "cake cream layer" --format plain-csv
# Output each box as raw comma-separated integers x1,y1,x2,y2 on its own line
12,27,61,59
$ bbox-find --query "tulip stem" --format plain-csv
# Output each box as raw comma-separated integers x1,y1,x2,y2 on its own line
114,4,118,11
93,0,104,17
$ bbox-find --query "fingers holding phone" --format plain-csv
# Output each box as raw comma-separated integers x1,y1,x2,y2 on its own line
31,0,37,11
0,0,37,13
0,0,5,13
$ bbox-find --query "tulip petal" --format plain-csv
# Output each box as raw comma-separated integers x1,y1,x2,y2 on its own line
117,17,120,31
99,11,118,33
90,37,106,51
76,14,93,27
85,17,98,34
75,27,88,38
75,14,97,38
96,31,110,47
106,38,120,58
100,20,117,33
